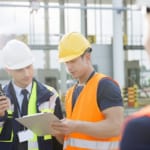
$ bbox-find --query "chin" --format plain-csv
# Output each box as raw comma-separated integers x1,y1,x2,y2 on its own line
23,79,32,86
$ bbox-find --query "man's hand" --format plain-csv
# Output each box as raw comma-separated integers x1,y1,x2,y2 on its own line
0,96,10,117
51,118,77,135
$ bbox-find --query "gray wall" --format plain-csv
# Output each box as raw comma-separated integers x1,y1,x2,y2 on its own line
91,44,113,77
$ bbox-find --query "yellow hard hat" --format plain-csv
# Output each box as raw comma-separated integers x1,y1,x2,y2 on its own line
58,32,91,62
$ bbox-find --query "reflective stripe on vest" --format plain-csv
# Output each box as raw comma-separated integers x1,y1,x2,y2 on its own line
28,82,54,150
64,138,119,150
0,131,14,142
28,81,38,150
28,140,39,150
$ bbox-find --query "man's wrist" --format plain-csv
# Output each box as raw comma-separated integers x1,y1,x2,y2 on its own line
0,112,7,122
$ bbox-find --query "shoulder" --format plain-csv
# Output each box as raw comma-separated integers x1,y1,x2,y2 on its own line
3,81,11,89
120,116,150,150
99,77,118,86
44,84,58,96
125,116,150,131
98,77,121,94
35,79,58,95
97,77,123,110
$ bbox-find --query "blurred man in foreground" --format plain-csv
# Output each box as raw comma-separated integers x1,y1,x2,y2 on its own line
120,1,150,150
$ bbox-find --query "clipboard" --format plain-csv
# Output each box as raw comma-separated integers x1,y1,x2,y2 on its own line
16,112,59,136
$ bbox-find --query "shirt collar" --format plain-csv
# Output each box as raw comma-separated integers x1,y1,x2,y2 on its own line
12,81,32,96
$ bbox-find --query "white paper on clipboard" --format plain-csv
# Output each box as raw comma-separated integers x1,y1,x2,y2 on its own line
15,112,59,136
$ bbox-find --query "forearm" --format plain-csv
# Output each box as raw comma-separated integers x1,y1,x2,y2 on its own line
75,119,122,139
52,107,124,139
0,112,5,117
74,107,124,139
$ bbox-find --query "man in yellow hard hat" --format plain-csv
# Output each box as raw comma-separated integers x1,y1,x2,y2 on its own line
52,32,124,150
0,39,63,150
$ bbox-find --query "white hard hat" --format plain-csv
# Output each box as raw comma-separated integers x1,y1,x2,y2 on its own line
2,39,34,70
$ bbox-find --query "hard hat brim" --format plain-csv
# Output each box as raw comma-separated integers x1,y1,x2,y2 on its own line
59,53,83,63
5,57,35,70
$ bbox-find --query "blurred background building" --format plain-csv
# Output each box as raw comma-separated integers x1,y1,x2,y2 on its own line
0,0,149,115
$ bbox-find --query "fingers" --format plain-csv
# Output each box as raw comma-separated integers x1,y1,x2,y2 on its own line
51,118,72,135
51,120,64,132
0,96,7,101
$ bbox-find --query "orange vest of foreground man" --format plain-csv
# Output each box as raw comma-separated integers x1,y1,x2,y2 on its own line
64,73,120,150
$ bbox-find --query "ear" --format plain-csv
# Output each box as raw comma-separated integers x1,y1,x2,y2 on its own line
85,52,91,61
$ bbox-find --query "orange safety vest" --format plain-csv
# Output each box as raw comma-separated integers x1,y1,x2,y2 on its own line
64,73,120,150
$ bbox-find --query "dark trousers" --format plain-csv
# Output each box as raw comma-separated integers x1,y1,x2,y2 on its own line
17,141,27,150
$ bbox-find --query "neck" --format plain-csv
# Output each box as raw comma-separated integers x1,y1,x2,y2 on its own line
78,69,95,85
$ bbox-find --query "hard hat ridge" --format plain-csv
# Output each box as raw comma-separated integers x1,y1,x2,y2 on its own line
2,39,34,70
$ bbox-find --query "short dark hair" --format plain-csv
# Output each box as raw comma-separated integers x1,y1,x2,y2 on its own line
86,47,92,53
81,47,92,58
146,7,150,13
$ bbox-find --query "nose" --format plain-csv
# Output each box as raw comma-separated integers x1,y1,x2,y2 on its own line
23,68,30,76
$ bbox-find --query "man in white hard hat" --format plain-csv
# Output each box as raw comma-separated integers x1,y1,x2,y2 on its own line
0,39,63,150
120,1,150,150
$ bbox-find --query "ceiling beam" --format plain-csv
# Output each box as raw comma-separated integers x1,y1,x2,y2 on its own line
0,0,136,5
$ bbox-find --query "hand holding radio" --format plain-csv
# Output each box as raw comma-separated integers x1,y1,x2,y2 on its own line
0,84,10,117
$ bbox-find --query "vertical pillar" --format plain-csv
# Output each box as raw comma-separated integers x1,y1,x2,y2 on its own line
81,0,87,37
59,0,67,95
112,0,125,87
44,0,50,69
123,0,129,87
